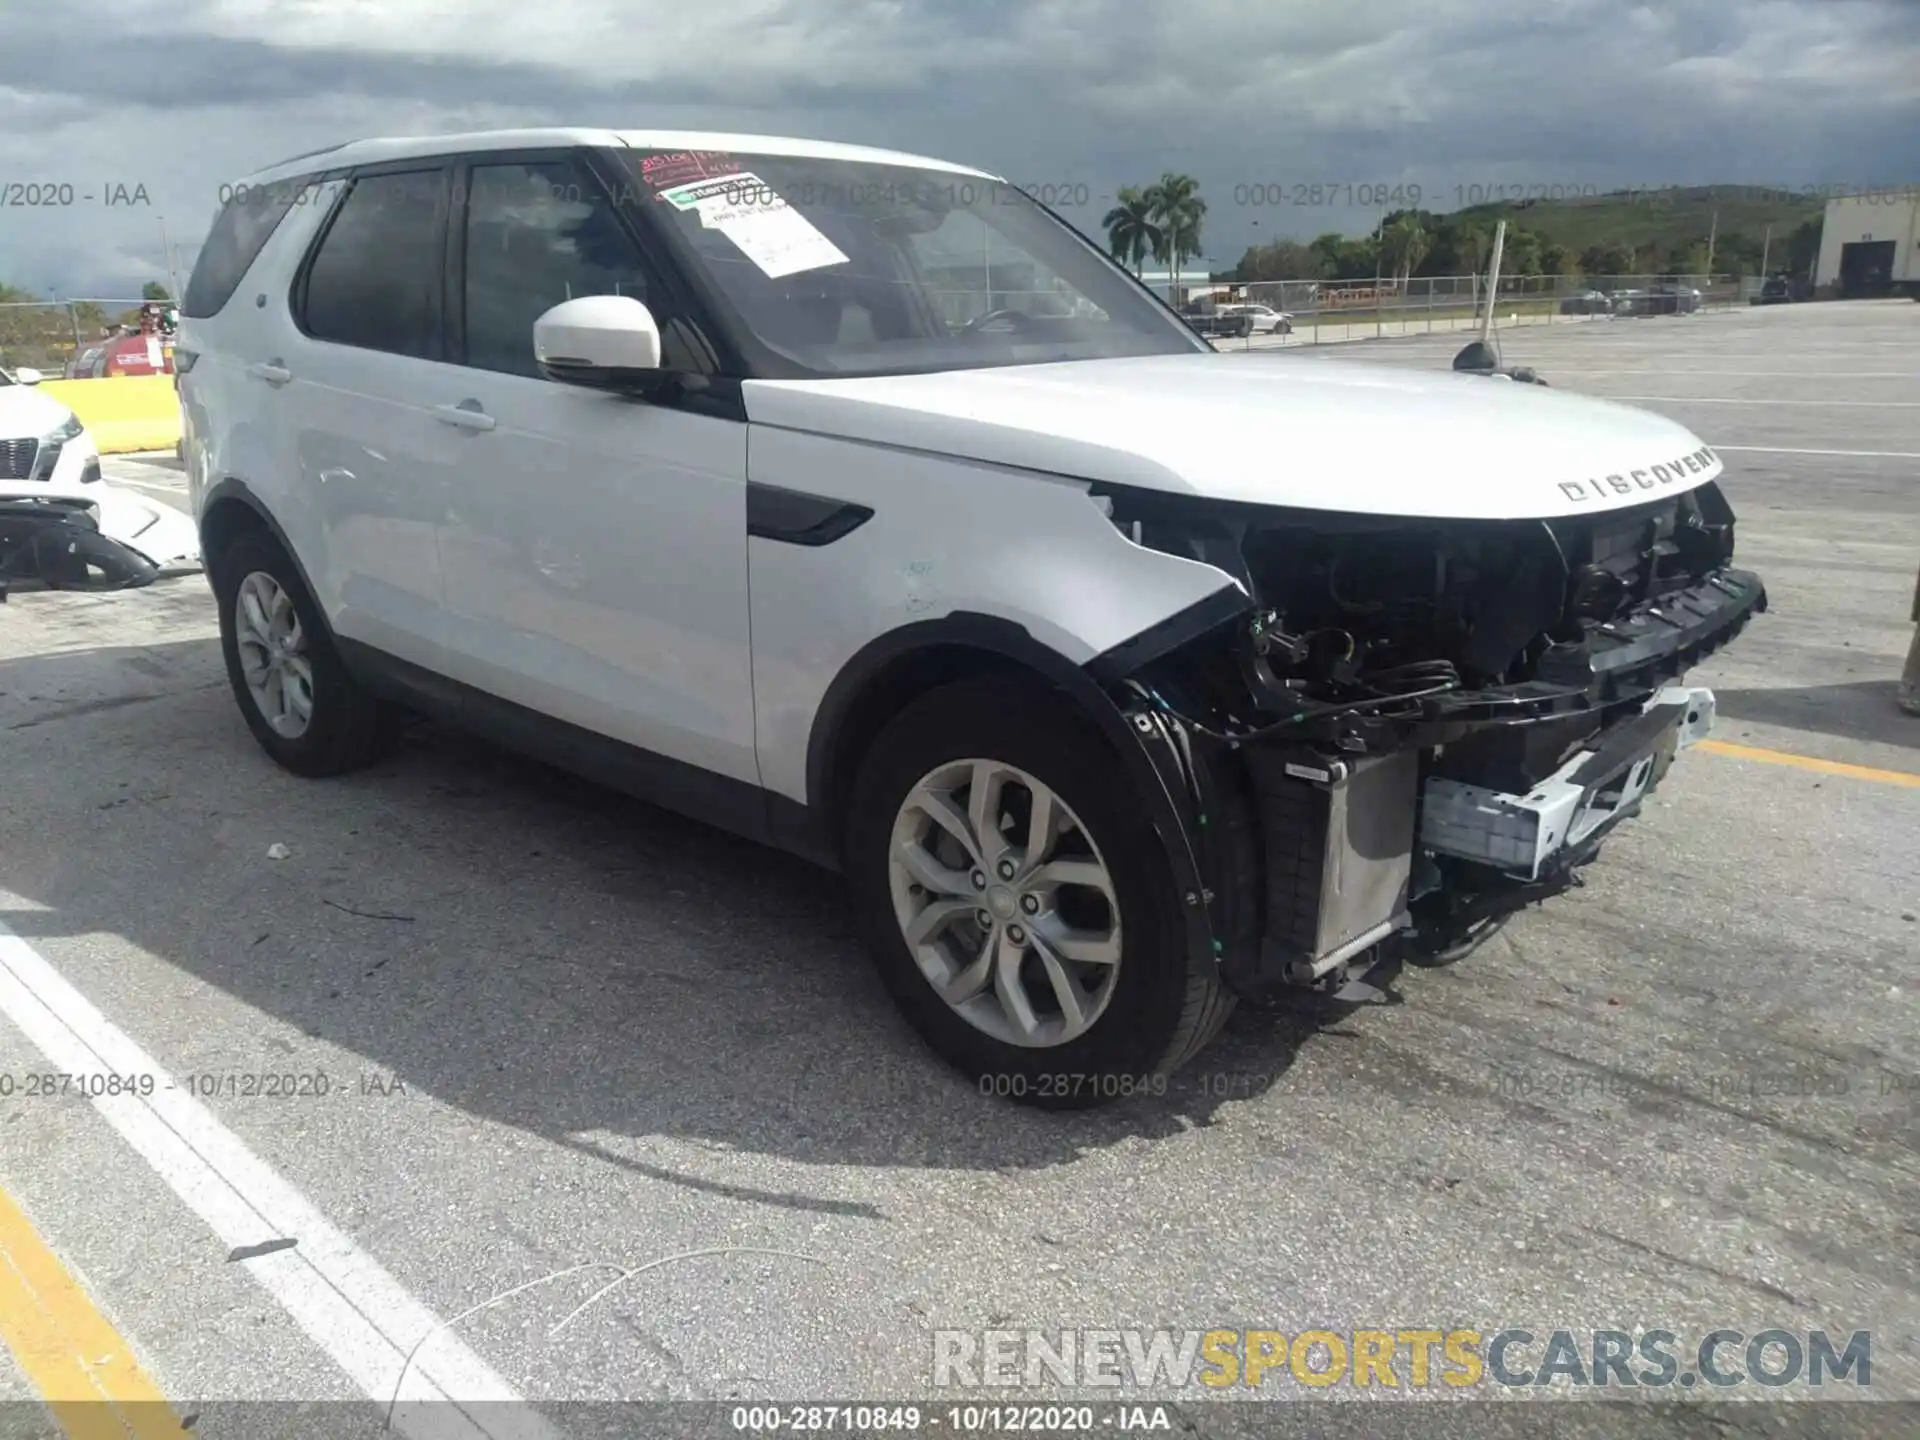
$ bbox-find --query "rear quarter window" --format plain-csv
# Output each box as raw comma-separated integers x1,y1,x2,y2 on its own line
181,180,316,319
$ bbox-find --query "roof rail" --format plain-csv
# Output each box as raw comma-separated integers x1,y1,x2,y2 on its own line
256,140,353,172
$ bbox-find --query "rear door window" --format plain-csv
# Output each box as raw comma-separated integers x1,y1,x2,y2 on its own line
299,169,447,359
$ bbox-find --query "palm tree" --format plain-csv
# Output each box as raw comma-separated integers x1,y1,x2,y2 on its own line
1455,221,1493,274
1380,214,1429,285
1451,220,1491,307
1145,172,1206,304
1101,187,1160,277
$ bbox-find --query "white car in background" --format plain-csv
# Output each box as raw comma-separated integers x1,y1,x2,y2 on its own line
1221,303,1292,334
0,365,98,490
0,364,200,572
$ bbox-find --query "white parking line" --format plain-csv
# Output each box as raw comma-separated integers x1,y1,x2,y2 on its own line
1710,445,1920,458
0,920,560,1440
1602,396,1920,407
104,478,188,500
1565,370,1916,378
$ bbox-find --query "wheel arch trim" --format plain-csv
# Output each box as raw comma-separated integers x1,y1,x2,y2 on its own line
198,478,336,646
803,612,1217,964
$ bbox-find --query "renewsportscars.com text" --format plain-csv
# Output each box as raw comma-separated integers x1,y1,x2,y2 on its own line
933,1327,1871,1391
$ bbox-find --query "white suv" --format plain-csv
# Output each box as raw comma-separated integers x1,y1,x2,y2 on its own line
180,129,1764,1106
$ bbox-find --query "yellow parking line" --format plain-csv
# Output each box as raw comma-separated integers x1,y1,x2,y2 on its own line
0,1183,182,1438
1699,739,1920,788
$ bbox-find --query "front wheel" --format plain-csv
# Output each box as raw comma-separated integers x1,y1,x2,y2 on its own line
844,678,1234,1109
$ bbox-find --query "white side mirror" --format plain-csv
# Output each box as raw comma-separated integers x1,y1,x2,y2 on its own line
533,296,662,390
15,367,42,386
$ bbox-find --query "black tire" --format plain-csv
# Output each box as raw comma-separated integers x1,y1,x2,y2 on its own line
210,528,401,777
844,677,1234,1109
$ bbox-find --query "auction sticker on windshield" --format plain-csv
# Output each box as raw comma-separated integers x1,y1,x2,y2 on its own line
657,172,849,278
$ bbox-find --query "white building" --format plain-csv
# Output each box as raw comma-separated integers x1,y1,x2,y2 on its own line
1138,268,1216,304
1814,193,1920,297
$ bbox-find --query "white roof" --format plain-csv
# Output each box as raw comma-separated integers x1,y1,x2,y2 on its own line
238,127,997,187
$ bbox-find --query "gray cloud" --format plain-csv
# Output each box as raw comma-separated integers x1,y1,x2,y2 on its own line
1,0,1914,295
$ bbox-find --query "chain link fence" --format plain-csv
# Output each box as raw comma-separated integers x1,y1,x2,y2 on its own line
1192,273,1750,348
2,274,1762,375
0,299,165,375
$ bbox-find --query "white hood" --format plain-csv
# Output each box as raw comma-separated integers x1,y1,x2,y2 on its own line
0,384,75,441
744,353,1724,520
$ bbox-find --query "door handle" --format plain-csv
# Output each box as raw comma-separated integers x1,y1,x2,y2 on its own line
246,359,291,384
433,400,496,431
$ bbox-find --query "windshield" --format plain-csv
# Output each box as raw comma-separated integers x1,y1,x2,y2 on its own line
618,149,1207,379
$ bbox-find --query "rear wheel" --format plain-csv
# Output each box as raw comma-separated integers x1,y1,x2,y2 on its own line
845,678,1233,1109
211,529,400,776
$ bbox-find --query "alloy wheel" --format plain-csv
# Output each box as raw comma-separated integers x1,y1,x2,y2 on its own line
233,570,314,739
887,759,1122,1048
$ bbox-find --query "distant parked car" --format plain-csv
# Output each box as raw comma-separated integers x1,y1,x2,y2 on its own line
1751,276,1793,305
1645,285,1702,315
1187,310,1254,338
1220,303,1293,334
1559,289,1613,315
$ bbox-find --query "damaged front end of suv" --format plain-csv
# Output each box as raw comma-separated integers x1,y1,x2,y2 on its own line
1089,473,1765,1003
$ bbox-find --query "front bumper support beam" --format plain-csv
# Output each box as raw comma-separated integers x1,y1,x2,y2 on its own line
1420,685,1714,880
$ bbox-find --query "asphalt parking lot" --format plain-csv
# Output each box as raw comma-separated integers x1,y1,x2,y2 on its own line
0,301,1915,1439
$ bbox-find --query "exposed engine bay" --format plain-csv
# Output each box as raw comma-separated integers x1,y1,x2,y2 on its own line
1089,478,1766,1002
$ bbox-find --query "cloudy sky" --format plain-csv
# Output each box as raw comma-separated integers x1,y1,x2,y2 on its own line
2,0,1917,298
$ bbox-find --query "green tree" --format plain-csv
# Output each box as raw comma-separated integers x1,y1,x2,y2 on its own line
1402,213,1465,274
1307,231,1378,279
1712,231,1764,279
1379,214,1430,284
1499,228,1543,278
0,284,68,371
1145,172,1206,300
1101,187,1160,277
1231,239,1319,281
1782,218,1821,277
1314,232,1380,280
1453,221,1493,277
1578,242,1634,275
1307,232,1345,277
141,281,172,302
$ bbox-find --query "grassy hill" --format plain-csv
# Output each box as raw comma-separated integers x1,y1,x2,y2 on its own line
1449,185,1824,255
1227,183,1830,282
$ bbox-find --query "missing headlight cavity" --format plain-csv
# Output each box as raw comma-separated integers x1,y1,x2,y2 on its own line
1094,480,1748,754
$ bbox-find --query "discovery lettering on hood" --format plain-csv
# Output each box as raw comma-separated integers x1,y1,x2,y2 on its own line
1560,447,1719,503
